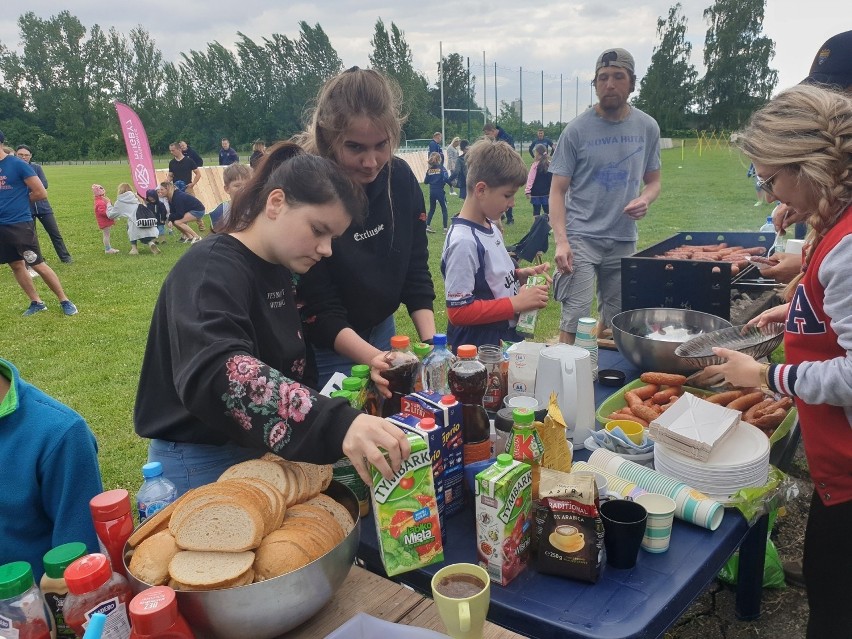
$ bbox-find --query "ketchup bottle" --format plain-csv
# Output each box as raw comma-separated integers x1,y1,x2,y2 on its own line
89,490,133,579
63,554,132,639
128,586,195,639
0,561,53,639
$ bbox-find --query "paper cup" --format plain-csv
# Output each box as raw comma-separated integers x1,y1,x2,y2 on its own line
573,471,608,499
635,493,676,553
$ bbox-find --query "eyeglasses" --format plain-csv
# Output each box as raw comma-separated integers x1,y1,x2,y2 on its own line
755,169,782,196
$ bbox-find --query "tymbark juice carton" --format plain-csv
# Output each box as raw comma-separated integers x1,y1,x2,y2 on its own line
371,432,444,576
475,453,531,585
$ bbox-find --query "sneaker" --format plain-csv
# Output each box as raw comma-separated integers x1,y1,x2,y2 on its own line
443,228,448,234
178,237,189,243
61,257,73,264
129,247,139,255
783,559,805,588
105,248,120,254
60,300,78,316
23,301,48,316
27,267,39,278
150,244,162,255
190,237,201,244
426,226,436,234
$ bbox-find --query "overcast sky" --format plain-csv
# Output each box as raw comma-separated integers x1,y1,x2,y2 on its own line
1,1,841,125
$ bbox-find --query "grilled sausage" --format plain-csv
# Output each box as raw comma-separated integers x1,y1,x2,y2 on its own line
727,391,767,412
640,372,688,386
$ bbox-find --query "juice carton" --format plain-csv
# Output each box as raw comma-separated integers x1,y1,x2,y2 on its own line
475,454,532,585
401,392,464,516
386,413,446,542
372,432,445,576
516,275,548,335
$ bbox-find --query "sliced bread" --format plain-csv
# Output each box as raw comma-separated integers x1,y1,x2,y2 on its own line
168,550,255,589
128,530,180,586
172,500,264,552
218,459,289,495
305,494,355,535
253,540,312,581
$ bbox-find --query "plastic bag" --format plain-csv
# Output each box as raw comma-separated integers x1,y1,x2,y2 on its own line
718,509,785,589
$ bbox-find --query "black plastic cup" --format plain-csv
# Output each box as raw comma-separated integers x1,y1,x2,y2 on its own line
600,499,648,569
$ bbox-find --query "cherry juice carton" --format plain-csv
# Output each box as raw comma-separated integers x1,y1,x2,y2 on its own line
475,454,532,585
371,432,444,576
401,392,464,516
386,413,446,541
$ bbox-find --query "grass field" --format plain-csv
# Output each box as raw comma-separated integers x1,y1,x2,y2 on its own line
1,141,767,492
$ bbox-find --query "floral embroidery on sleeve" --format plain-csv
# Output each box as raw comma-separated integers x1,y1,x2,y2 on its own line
222,354,317,453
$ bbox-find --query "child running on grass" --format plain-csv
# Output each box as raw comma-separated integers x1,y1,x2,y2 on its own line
441,139,551,348
209,163,252,233
424,151,450,233
91,184,119,254
107,183,161,255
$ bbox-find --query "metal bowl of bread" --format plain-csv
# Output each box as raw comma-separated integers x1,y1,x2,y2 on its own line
123,458,359,639
611,308,733,375
675,322,785,369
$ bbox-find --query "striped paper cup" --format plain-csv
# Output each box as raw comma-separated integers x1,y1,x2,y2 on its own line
635,493,676,553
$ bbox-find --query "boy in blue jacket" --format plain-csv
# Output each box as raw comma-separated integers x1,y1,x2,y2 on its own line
424,151,450,233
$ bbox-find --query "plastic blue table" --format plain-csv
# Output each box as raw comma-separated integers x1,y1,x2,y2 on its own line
357,349,768,639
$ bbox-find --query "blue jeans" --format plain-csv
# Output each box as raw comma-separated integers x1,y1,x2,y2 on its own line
313,315,396,389
148,439,263,495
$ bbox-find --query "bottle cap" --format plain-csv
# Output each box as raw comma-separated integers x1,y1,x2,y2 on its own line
350,364,370,379
419,417,437,431
0,561,34,599
390,335,410,349
497,453,512,466
142,462,164,479
64,554,112,595
129,586,180,635
341,377,362,392
90,489,131,522
440,394,456,405
456,344,477,358
433,334,447,347
43,542,88,580
512,408,535,425
413,342,432,358
330,390,352,400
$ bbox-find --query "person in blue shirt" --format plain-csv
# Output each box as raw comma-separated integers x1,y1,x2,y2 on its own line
0,132,78,316
528,129,555,158
219,138,239,166
424,152,450,233
428,132,444,163
0,358,103,580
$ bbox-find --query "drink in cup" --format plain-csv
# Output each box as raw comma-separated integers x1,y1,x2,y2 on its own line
431,563,491,639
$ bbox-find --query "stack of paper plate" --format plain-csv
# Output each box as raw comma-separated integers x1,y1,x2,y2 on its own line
654,421,770,501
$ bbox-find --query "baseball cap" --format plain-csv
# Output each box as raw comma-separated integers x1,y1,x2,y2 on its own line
596,48,635,75
806,30,852,88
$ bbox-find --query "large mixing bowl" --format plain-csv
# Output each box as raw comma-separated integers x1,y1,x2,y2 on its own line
124,480,360,639
611,308,732,375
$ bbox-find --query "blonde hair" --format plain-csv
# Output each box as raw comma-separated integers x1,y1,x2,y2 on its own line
428,152,442,167
159,181,175,199
737,84,852,297
465,139,527,191
117,183,133,196
295,67,406,160
223,162,252,186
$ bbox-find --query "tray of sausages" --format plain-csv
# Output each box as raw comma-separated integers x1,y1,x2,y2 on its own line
595,372,797,444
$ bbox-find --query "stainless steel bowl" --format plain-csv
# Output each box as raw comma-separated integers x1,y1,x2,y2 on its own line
124,480,360,639
675,322,785,368
611,308,733,375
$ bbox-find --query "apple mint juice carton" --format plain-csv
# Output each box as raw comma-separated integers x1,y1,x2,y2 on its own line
371,432,444,576
475,453,532,585
402,392,464,516
516,274,548,335
386,413,446,542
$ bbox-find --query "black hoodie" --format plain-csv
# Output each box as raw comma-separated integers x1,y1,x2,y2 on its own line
298,157,435,348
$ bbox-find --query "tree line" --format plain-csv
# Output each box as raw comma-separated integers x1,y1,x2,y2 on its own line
0,2,776,161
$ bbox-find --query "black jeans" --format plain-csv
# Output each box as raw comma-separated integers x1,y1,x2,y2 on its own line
804,490,852,638
34,213,72,262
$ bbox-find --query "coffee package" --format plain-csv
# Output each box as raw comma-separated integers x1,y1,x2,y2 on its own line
535,469,603,583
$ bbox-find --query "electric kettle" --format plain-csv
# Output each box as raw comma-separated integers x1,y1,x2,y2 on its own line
533,344,596,448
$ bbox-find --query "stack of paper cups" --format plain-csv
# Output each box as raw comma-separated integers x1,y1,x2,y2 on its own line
575,317,598,381
571,461,647,501
587,450,724,531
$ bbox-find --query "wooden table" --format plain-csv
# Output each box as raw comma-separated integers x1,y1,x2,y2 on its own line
286,566,524,638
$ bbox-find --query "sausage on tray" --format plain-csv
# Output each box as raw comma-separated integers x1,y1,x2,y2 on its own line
705,390,744,405
633,384,660,400
652,387,682,404
640,372,688,386
727,391,767,412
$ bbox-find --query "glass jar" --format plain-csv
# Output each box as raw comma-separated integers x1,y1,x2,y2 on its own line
477,344,507,412
0,562,53,639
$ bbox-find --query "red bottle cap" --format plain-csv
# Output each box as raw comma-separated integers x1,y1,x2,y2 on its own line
419,418,436,431
390,335,410,349
456,344,477,358
440,394,456,404
129,586,180,635
64,554,112,595
90,489,131,522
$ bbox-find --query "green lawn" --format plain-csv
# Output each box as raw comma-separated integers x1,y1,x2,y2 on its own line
1,142,766,491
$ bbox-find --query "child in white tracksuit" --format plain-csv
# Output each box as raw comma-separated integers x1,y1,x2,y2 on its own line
107,183,161,254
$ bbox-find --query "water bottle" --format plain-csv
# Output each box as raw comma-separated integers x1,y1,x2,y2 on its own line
136,462,177,522
421,333,454,395
575,317,599,381
759,216,775,232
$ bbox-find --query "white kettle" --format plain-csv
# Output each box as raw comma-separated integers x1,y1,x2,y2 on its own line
534,344,596,448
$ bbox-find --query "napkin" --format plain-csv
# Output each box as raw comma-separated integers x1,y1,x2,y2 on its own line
648,394,739,462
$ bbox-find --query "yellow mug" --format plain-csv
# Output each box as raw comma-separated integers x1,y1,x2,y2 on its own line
430,563,491,639
606,419,645,445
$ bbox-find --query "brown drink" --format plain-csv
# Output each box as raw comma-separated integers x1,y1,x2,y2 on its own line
434,573,486,599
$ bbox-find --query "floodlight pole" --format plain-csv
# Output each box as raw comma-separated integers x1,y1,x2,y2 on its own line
483,51,487,122
440,41,445,146
467,56,471,139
